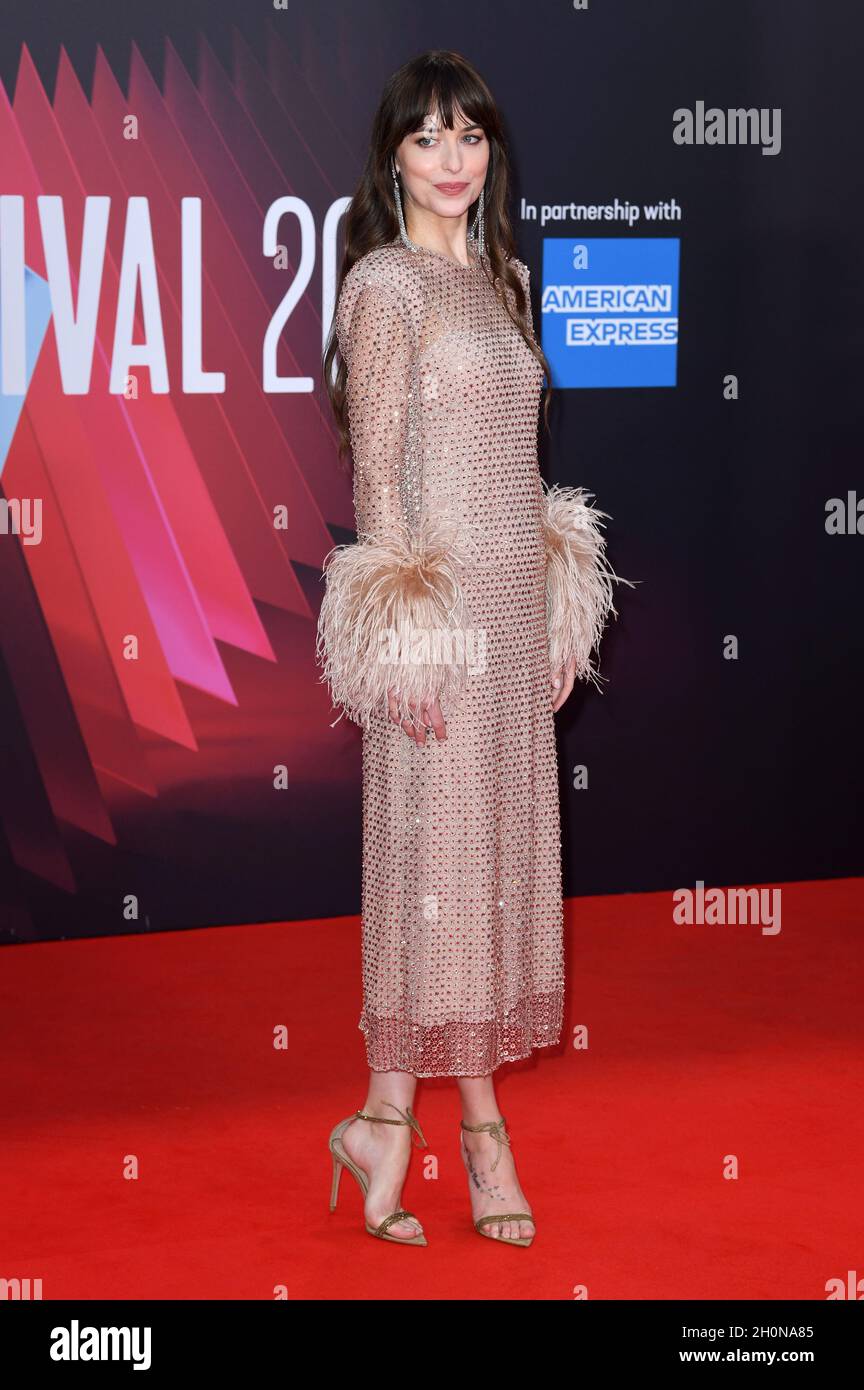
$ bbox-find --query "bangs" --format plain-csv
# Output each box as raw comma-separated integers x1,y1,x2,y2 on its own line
398,64,493,140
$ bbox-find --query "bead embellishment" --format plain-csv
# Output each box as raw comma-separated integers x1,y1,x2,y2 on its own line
322,239,565,1076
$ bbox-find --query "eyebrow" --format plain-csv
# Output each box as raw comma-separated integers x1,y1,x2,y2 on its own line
418,123,483,133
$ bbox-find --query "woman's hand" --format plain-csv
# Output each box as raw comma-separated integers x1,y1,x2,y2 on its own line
550,656,577,712
388,689,447,745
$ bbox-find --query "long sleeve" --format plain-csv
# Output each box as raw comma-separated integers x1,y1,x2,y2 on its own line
316,271,472,728
344,278,415,539
509,262,630,689
511,257,537,345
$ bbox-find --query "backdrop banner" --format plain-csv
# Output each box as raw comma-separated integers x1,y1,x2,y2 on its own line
0,0,859,942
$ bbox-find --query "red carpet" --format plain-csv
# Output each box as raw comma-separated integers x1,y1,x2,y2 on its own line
1,878,861,1301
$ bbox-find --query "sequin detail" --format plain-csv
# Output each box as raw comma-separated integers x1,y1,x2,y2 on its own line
330,238,565,1076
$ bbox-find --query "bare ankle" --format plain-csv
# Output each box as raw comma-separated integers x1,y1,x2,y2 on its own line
463,1112,505,1134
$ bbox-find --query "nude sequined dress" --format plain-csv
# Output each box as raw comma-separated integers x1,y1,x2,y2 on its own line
317,235,617,1077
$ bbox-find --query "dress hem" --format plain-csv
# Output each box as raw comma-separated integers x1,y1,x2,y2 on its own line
362,1033,562,1079
358,992,564,1078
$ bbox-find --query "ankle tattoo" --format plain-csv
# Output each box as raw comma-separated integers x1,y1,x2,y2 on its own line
464,1148,506,1201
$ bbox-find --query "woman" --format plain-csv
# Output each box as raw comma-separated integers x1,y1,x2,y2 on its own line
317,51,622,1247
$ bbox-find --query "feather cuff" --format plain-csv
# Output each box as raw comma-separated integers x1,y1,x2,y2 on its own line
316,514,475,728
541,482,628,691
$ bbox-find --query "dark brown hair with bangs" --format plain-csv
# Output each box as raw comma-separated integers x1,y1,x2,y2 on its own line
323,49,552,463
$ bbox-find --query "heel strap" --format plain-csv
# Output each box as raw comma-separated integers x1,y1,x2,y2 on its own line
355,1102,428,1148
460,1115,511,1171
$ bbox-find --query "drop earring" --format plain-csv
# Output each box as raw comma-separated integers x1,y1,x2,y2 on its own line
467,185,486,259
392,159,419,252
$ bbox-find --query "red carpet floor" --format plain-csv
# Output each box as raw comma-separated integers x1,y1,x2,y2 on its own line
1,877,861,1301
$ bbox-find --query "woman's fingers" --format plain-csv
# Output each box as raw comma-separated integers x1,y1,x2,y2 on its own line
409,698,426,745
389,689,447,742
389,688,419,741
388,687,417,740
422,699,447,741
413,698,448,745
551,656,577,711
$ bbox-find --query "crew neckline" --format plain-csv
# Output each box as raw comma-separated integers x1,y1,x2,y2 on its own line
393,236,483,271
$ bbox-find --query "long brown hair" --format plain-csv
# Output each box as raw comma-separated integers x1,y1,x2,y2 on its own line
322,49,553,466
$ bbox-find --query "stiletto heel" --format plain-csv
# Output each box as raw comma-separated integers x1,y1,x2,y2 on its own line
329,1150,344,1211
327,1101,428,1245
460,1114,534,1247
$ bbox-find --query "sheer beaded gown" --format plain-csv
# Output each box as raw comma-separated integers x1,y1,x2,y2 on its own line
318,234,615,1078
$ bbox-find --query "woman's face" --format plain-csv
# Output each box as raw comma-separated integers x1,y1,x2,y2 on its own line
394,108,489,225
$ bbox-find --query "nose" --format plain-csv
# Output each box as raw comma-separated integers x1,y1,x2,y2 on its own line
440,139,465,174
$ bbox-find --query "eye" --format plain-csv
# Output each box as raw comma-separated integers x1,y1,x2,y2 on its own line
414,131,483,148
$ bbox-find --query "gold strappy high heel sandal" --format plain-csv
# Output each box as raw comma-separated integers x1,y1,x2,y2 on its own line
328,1102,428,1245
460,1115,535,1247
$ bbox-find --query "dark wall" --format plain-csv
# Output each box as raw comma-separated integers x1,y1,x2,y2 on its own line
0,0,860,942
